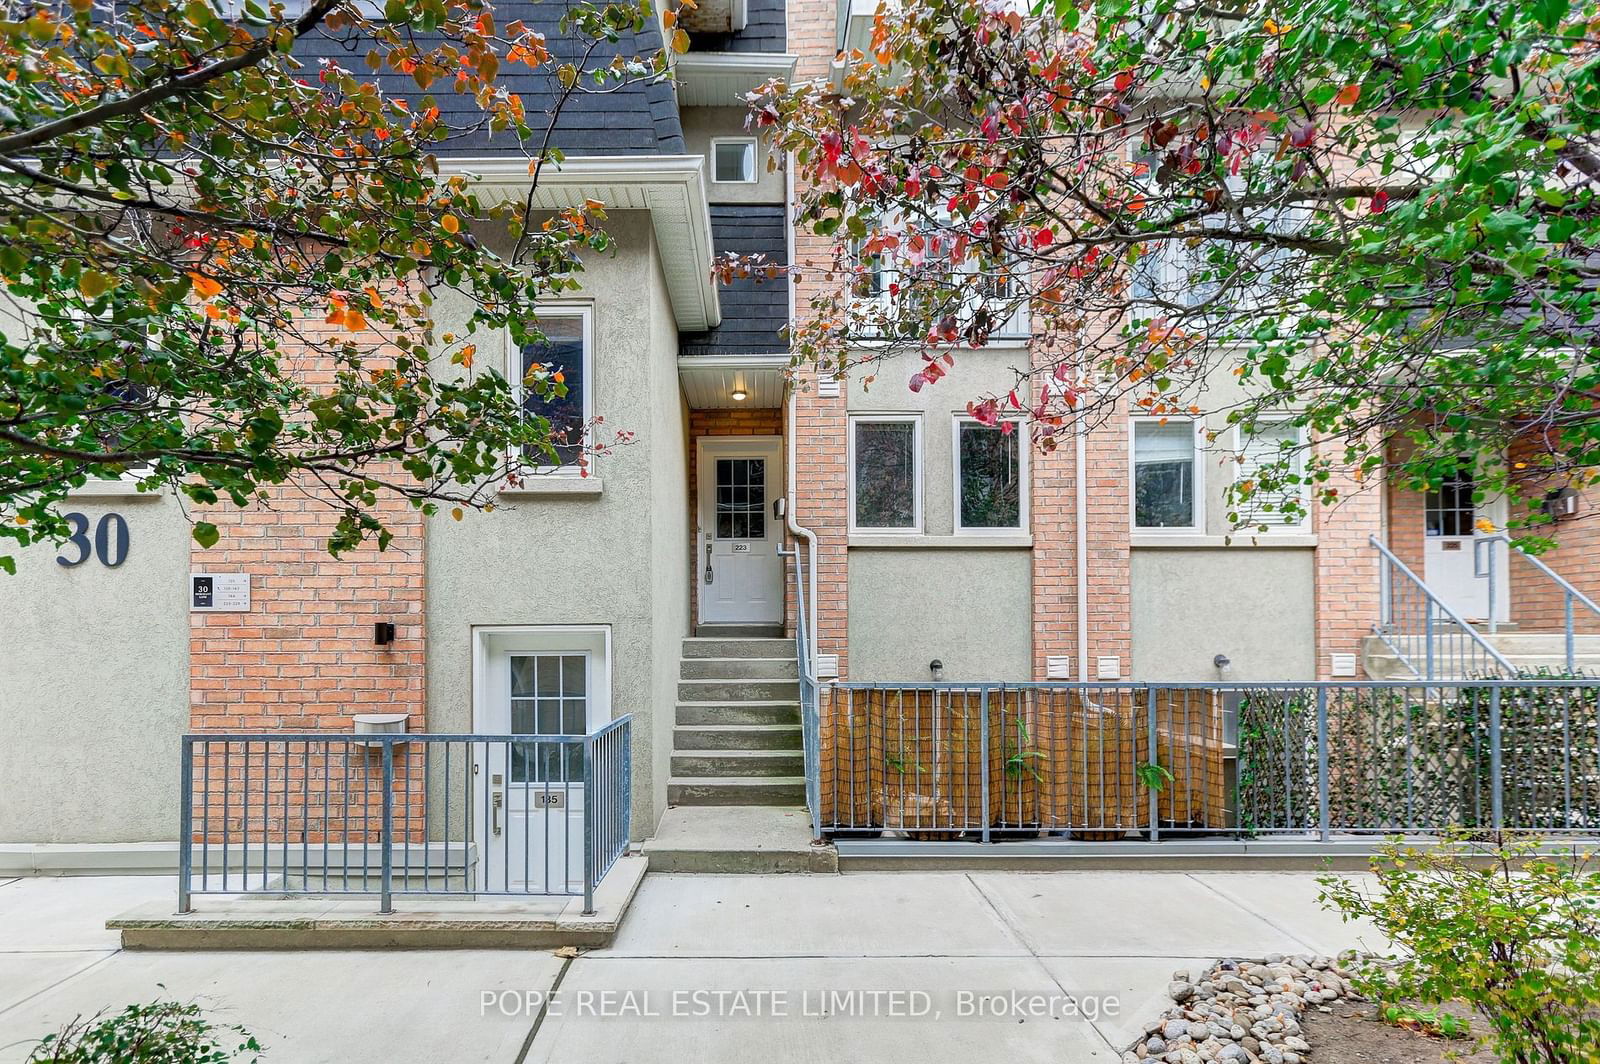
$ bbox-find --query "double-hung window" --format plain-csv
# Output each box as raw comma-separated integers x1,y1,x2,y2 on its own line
1232,419,1309,529
954,417,1027,532
1132,419,1201,530
849,415,921,532
512,309,591,470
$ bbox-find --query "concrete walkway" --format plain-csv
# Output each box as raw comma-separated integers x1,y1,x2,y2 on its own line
0,871,1385,1063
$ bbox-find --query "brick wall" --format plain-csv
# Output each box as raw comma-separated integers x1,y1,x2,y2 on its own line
1314,443,1383,678
786,0,851,673
687,406,785,629
1508,490,1600,636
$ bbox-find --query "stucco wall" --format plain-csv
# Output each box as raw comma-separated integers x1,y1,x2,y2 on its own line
423,212,685,838
680,107,784,205
848,548,1033,681
1130,548,1317,680
0,493,190,842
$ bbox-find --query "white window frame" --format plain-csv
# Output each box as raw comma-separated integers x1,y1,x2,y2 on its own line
1231,417,1310,531
1129,416,1205,532
952,415,1029,534
710,137,758,184
848,413,923,534
507,305,594,476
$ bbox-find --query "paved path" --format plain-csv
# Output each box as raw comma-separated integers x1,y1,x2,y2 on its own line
0,871,1385,1063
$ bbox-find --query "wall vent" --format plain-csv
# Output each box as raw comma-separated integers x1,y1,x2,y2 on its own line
1329,652,1359,678
1045,656,1072,680
1095,656,1121,680
815,653,840,678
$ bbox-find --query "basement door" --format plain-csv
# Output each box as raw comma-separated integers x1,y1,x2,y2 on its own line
473,635,606,895
697,436,784,626
1423,466,1509,623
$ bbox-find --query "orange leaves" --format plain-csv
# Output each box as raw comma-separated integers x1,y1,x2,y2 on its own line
1336,83,1361,107
187,272,223,299
439,213,460,234
324,296,369,332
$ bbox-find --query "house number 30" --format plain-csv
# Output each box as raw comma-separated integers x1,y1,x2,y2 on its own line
56,512,130,569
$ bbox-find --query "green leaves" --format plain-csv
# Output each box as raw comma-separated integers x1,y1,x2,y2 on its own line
191,522,220,549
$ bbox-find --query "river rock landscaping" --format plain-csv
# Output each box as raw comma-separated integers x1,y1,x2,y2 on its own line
1122,954,1351,1064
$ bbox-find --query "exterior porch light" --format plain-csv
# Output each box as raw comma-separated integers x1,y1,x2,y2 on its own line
730,387,748,401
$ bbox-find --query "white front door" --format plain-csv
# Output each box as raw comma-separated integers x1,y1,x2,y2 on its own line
1423,467,1509,623
474,633,607,894
697,437,784,625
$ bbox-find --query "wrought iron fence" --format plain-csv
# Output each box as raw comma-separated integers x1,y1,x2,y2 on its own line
178,717,631,914
816,682,1600,841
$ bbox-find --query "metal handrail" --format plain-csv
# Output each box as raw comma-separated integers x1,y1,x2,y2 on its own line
778,540,823,840
1369,535,1516,680
1477,534,1600,673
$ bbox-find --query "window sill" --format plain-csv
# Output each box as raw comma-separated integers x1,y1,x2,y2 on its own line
849,533,1032,549
1130,532,1317,549
65,479,162,501
497,477,604,498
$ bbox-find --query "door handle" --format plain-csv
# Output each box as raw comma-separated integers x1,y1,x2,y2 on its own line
704,542,714,585
491,791,503,837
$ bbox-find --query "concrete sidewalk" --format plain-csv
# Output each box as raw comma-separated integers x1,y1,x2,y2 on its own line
0,870,1385,1063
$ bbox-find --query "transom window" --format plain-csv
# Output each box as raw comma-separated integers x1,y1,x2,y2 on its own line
711,138,757,183
955,418,1026,532
513,310,591,470
509,653,587,783
1133,419,1200,530
849,416,921,532
715,458,767,540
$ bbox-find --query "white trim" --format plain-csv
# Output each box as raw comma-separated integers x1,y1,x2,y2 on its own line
64,478,164,501
847,414,923,535
1129,416,1204,533
850,533,1032,549
1130,532,1318,549
505,305,594,477
1230,417,1310,532
696,435,785,626
470,624,614,734
951,415,1029,534
710,137,758,184
497,478,604,498
435,155,719,331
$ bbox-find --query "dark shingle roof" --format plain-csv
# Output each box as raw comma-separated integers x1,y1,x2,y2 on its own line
296,1,683,155
687,0,786,53
680,205,788,357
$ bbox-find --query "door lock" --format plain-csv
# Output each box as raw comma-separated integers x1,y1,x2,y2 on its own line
704,541,714,585
491,791,503,837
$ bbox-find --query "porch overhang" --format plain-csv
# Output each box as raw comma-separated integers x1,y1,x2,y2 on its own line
437,156,721,331
673,52,799,106
678,353,788,408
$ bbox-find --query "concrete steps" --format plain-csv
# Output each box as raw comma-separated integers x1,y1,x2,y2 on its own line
669,634,805,808
1363,631,1600,679
642,806,836,874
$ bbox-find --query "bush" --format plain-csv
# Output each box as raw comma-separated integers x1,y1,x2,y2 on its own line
1319,832,1600,1064
26,999,261,1063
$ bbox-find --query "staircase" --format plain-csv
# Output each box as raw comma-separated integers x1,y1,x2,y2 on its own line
1364,627,1600,680
668,627,806,806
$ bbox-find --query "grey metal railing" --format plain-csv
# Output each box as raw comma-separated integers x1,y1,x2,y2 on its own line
1476,534,1600,673
178,717,631,916
779,541,823,840
1371,534,1515,679
814,681,1600,841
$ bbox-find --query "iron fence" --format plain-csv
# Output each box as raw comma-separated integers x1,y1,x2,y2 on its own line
178,717,631,914
815,682,1600,841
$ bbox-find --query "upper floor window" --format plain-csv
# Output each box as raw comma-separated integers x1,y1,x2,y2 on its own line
711,138,757,184
849,415,921,532
955,417,1026,532
1132,418,1201,530
513,309,591,470
1233,419,1309,529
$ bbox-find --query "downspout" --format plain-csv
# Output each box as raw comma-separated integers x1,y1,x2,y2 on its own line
783,150,819,675
1076,418,1090,683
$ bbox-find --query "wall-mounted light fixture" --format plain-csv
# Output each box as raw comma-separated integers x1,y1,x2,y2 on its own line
929,659,944,682
374,622,396,646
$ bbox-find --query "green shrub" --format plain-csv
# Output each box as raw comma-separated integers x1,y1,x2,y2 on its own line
1319,832,1600,1064
26,999,261,1063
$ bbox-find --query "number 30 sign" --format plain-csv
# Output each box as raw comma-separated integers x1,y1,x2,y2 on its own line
55,512,130,569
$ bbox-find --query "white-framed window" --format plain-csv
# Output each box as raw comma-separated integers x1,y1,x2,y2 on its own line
509,651,590,782
953,416,1028,532
848,414,922,532
711,138,758,184
1131,417,1202,530
1232,418,1309,529
509,306,592,472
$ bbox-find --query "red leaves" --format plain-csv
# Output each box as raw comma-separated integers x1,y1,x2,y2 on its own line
1335,83,1361,107
1369,189,1389,214
903,168,922,198
982,172,1009,191
1114,70,1133,92
967,398,1000,426
1288,121,1317,149
1031,227,1055,249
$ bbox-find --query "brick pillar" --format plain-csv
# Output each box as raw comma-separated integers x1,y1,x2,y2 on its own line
787,0,851,674
1313,442,1383,678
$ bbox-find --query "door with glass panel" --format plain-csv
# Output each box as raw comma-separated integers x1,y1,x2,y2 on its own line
1423,464,1508,622
476,650,594,893
697,437,783,625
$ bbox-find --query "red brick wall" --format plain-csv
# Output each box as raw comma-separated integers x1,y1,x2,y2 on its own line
1315,443,1383,677
1508,491,1600,635
787,0,851,673
687,407,785,629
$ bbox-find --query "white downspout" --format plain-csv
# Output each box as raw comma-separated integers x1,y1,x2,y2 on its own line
783,150,819,676
1076,419,1090,683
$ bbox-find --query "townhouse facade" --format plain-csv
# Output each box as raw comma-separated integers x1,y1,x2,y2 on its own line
4,0,1600,865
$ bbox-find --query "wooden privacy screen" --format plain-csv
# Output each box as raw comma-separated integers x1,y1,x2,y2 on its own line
818,687,1228,837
